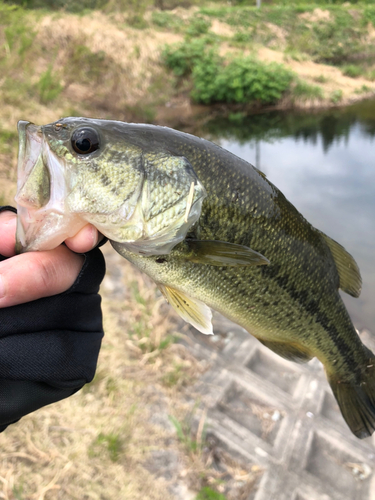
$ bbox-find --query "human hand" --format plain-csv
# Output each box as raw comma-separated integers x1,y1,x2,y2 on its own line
0,207,106,432
0,210,103,307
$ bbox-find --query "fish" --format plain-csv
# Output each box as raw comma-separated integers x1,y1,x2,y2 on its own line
15,117,375,439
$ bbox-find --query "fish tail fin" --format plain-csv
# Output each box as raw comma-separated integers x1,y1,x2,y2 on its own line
328,354,375,439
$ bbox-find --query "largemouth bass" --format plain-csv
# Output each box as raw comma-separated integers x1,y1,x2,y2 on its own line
15,117,375,439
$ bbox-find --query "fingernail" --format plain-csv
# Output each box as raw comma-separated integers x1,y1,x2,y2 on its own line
0,275,5,299
90,225,98,249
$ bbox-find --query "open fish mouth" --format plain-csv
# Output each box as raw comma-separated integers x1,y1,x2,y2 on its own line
15,121,85,252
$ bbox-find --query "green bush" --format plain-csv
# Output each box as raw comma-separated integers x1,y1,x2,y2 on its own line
363,6,375,27
162,38,214,77
186,15,211,37
163,38,295,105
192,55,294,105
151,10,184,31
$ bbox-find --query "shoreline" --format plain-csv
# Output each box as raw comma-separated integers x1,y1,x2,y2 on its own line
153,91,375,130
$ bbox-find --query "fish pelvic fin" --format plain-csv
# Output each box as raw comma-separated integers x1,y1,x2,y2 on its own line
328,352,375,439
321,233,362,298
258,339,313,363
158,284,213,336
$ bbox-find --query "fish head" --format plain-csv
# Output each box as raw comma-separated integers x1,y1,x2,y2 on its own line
15,117,206,254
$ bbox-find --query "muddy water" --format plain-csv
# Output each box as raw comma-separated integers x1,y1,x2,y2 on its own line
197,101,375,333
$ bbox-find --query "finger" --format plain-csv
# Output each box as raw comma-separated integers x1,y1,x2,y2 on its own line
0,212,16,257
64,224,103,254
0,245,84,308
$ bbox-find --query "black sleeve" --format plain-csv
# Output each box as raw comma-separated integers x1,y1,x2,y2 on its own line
0,206,106,431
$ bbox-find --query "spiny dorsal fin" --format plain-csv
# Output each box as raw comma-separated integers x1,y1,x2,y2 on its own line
321,233,362,298
158,284,213,335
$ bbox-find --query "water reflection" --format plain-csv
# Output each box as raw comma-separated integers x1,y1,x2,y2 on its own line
202,101,375,332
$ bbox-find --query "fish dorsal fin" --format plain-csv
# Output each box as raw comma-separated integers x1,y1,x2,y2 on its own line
158,284,213,335
321,233,362,298
185,240,270,267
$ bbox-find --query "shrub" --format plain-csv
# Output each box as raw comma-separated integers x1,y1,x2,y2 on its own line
163,38,295,105
186,15,211,37
162,38,213,77
191,56,294,105
151,10,183,31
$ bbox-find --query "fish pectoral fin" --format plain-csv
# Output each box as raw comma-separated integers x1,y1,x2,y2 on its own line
258,339,313,363
321,233,362,298
158,284,213,335
185,239,270,267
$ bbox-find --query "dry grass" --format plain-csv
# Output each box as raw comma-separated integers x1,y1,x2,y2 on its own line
0,243,214,499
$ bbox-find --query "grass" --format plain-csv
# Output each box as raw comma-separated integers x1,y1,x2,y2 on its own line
168,413,205,455
89,432,125,462
0,128,18,154
151,10,185,31
330,89,344,104
196,488,228,500
292,80,324,102
313,74,329,84
341,64,364,78
37,65,63,103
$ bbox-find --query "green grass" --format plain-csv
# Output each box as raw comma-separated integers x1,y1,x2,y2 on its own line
168,413,205,455
162,362,189,387
12,484,25,500
196,487,228,500
330,89,343,104
313,74,329,84
355,84,372,94
198,4,374,66
89,432,124,462
151,10,184,31
341,64,364,78
186,16,211,38
0,128,18,154
37,65,63,103
292,80,324,101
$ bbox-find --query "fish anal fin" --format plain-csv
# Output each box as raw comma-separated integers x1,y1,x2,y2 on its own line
258,339,313,363
158,284,213,335
185,239,270,267
321,233,362,298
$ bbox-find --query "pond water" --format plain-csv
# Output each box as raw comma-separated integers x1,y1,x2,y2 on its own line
200,100,375,333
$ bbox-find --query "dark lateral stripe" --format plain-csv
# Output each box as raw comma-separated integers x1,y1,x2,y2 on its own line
261,264,360,379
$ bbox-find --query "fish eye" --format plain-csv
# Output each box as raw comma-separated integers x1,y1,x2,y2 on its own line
71,127,100,155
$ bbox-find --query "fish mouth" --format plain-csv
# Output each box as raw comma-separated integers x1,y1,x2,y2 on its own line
15,121,44,253
15,120,84,253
